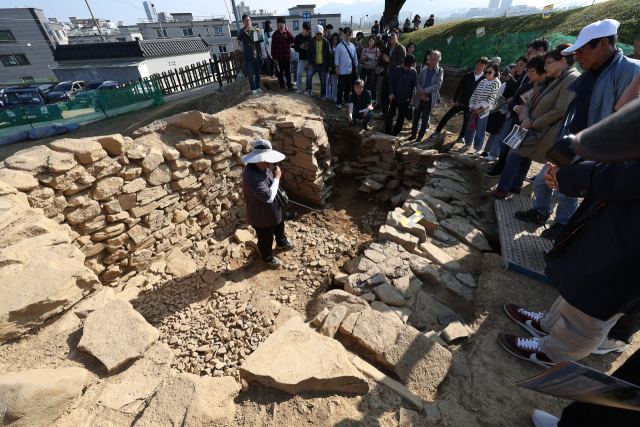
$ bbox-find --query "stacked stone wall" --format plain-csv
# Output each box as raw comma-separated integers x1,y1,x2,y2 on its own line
0,105,333,285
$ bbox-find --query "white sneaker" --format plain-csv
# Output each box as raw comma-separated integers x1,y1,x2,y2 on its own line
320,97,327,101
257,88,264,93
429,131,441,138
456,144,472,152
252,89,258,94
487,155,497,161
532,410,559,427
335,103,342,109
592,337,628,354
303,90,312,96
471,149,483,157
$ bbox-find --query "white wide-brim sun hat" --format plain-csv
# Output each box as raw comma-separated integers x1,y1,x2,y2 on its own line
241,139,286,164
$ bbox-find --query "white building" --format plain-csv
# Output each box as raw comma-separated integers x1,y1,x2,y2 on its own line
52,38,211,82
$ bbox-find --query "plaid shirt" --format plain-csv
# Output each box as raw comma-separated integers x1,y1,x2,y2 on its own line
270,29,295,61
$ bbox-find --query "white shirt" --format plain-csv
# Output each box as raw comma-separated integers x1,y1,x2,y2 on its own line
334,41,359,75
474,72,483,82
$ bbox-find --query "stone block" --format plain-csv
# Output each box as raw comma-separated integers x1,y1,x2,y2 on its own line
49,138,108,164
440,216,492,251
165,110,205,133
319,305,347,338
93,176,124,200
175,140,203,160
96,134,132,155
419,241,461,272
378,224,419,252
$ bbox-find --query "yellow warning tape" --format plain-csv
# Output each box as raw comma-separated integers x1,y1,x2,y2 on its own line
401,211,425,227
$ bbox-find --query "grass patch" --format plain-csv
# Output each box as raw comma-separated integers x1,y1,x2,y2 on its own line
399,0,640,45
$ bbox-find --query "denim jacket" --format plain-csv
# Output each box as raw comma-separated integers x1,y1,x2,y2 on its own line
554,49,640,143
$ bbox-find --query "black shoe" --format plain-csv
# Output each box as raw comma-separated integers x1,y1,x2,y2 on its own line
348,120,355,126
264,257,283,267
276,241,296,250
525,175,536,183
485,171,501,178
541,222,564,241
514,208,549,225
407,134,416,141
376,114,386,120
486,166,494,172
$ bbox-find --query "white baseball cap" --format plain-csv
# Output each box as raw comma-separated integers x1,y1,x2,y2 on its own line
315,25,323,33
562,19,620,55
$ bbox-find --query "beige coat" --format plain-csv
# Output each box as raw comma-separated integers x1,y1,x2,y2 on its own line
514,67,580,164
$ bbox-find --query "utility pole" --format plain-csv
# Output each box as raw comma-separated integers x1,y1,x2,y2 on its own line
230,0,242,38
84,0,106,42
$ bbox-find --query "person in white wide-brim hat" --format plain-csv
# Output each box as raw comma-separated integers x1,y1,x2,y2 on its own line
241,139,295,268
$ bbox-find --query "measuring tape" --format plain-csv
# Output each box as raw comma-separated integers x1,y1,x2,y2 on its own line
401,211,425,227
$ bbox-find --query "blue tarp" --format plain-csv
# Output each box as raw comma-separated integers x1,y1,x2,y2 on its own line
0,123,80,146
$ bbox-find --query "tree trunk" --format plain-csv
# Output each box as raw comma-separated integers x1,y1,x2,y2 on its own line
383,0,406,24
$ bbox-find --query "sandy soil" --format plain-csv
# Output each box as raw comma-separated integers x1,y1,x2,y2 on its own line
0,77,636,427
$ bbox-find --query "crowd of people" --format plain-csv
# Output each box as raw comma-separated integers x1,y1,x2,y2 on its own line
240,16,640,426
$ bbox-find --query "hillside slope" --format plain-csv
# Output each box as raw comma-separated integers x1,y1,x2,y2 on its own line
400,0,640,45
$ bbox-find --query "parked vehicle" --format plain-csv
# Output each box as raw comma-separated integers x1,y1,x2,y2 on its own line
46,81,86,103
0,87,64,127
73,81,107,109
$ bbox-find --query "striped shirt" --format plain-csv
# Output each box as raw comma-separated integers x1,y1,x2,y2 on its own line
469,78,501,118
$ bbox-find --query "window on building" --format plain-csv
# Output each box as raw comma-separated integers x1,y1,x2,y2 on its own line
116,37,126,42
0,31,16,41
218,45,228,53
214,26,223,35
303,12,311,22
293,21,299,30
182,28,194,37
318,19,326,26
0,54,29,66
204,27,211,36
21,77,35,83
155,29,168,38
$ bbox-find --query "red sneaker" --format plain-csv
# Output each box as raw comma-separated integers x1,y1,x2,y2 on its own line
509,188,522,194
490,189,508,199
498,333,556,367
504,302,548,338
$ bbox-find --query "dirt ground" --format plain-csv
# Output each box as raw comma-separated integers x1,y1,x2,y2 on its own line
0,76,637,427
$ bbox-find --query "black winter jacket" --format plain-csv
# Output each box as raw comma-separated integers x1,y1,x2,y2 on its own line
452,71,484,106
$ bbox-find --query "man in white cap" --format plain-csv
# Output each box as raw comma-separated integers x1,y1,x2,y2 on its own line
241,139,295,267
307,24,330,100
499,20,640,372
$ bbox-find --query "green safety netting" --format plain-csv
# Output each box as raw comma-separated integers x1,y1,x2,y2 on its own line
404,31,636,69
460,34,501,68
0,77,164,138
437,35,466,66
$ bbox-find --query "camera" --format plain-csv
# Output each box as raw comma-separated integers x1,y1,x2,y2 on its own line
375,33,390,50
545,135,580,167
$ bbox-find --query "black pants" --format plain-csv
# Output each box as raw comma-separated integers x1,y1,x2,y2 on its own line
276,59,293,89
269,57,275,77
380,76,390,114
384,101,410,136
253,219,287,261
558,348,640,426
609,313,640,343
337,73,353,104
361,68,375,96
435,104,470,138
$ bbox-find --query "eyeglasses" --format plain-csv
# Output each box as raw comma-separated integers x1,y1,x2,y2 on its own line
526,69,535,74
545,59,556,66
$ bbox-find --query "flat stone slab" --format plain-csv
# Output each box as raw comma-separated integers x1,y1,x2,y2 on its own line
317,289,370,317
373,282,405,307
135,374,240,427
386,208,427,243
440,273,474,301
419,241,461,272
381,326,453,399
0,367,89,427
319,305,347,338
442,320,470,344
78,298,159,372
240,317,369,394
440,216,492,251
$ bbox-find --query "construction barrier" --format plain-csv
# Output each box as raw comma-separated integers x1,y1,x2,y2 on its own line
0,77,164,139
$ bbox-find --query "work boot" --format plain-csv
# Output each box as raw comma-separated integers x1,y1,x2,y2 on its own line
276,241,296,250
264,257,283,267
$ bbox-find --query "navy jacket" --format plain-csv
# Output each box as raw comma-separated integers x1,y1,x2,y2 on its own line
546,161,640,320
237,26,264,63
307,36,332,72
388,65,417,103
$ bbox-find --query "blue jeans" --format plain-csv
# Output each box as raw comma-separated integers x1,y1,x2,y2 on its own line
246,57,261,91
307,66,326,95
532,168,579,224
464,113,489,150
411,100,432,140
484,133,503,157
296,60,308,93
496,152,532,191
353,110,373,126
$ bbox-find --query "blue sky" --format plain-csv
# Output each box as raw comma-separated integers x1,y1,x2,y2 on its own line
11,0,605,25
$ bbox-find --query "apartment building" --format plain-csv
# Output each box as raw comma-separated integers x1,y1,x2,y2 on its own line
136,13,233,56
